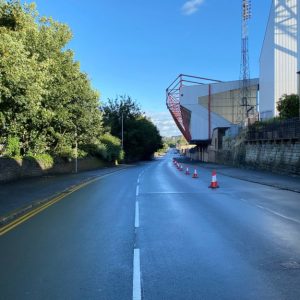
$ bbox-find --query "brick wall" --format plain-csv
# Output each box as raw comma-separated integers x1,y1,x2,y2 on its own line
0,157,107,183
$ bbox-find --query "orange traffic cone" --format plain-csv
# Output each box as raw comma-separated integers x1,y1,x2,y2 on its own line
185,167,190,175
179,164,183,171
209,170,219,188
192,168,198,178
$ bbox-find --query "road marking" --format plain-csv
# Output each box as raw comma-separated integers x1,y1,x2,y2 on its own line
135,201,140,228
255,205,300,225
136,185,139,197
133,248,141,300
137,177,140,184
0,172,121,236
0,193,67,236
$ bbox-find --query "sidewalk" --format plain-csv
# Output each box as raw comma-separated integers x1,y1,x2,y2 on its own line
175,157,300,193
0,165,132,225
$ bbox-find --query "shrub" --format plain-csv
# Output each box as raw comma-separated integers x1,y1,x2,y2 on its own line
25,153,54,169
100,133,123,162
277,94,299,119
4,136,20,157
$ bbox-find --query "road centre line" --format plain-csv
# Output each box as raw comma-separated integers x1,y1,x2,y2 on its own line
133,248,141,300
0,172,121,236
135,201,140,228
136,185,139,197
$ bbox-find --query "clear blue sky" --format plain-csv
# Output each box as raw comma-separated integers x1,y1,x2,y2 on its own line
27,0,271,136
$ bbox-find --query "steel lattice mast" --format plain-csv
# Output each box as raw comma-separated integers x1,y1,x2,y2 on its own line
239,0,252,119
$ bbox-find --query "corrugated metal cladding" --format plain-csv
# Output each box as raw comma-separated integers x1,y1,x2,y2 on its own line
298,0,300,72
259,0,275,117
274,0,298,113
260,0,299,118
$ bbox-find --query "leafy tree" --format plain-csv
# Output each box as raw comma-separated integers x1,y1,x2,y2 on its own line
100,133,124,162
4,136,20,157
0,0,103,158
277,94,299,119
102,96,163,161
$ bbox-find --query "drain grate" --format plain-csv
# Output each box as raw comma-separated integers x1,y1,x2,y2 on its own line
280,261,300,270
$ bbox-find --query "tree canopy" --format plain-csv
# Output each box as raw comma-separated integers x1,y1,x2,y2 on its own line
277,94,299,119
102,96,163,161
0,0,104,158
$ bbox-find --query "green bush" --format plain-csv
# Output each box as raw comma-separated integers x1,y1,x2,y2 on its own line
25,154,54,169
277,94,299,119
100,133,123,162
4,136,20,157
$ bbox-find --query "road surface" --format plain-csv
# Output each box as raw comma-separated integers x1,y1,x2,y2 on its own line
1,153,300,299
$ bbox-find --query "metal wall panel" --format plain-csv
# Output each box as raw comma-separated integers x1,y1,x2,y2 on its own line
259,1,275,117
274,0,298,114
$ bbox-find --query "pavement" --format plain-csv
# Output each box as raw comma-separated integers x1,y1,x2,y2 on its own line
175,156,300,193
0,164,133,225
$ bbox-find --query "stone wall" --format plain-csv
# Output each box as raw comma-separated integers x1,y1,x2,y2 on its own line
0,157,107,182
215,140,300,175
244,140,300,174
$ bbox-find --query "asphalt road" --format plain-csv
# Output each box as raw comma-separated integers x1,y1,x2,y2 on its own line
1,153,300,299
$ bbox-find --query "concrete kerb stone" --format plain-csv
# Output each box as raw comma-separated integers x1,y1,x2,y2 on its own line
0,165,132,228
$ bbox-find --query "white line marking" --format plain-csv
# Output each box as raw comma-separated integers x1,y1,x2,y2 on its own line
136,185,139,197
137,177,140,184
135,201,139,228
255,205,300,225
133,248,141,300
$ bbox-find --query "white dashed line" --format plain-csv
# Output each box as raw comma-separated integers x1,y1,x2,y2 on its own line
132,248,141,300
136,185,139,197
135,201,140,228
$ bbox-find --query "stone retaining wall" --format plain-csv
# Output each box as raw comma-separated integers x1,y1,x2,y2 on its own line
215,140,300,175
0,157,107,182
244,140,300,174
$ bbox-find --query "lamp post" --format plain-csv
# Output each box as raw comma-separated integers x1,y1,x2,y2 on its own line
298,71,300,118
75,125,78,173
121,113,124,150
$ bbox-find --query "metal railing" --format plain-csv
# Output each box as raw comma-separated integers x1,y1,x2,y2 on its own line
246,118,300,140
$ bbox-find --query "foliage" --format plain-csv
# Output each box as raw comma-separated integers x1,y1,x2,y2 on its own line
277,94,299,119
4,135,20,157
100,133,123,162
163,135,187,148
156,142,169,155
0,1,103,159
101,96,163,161
25,153,54,168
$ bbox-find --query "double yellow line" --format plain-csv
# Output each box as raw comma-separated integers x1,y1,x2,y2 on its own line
0,173,112,237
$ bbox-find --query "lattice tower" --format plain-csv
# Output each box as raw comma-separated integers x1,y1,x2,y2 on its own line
238,0,252,122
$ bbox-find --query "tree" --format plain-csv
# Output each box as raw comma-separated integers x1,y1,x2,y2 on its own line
101,96,163,161
99,133,123,162
277,94,299,119
0,1,103,158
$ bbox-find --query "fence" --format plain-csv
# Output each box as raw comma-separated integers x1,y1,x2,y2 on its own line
246,118,300,140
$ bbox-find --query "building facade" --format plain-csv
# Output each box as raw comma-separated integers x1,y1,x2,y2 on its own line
260,0,299,119
166,75,259,143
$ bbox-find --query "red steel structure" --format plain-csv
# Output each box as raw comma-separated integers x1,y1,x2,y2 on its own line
166,74,221,143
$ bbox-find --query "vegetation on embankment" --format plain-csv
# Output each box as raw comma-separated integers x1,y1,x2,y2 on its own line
0,1,162,166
